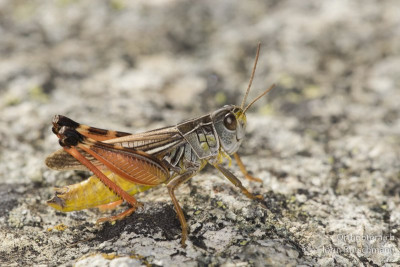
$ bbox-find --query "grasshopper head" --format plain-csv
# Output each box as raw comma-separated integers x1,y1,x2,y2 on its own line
212,105,247,155
212,86,276,156
211,84,275,155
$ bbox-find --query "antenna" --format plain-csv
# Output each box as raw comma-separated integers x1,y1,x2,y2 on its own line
243,84,275,114
240,43,261,110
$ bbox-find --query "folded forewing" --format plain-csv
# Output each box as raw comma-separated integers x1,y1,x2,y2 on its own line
104,126,184,156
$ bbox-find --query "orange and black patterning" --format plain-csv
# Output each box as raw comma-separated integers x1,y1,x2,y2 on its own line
46,44,273,246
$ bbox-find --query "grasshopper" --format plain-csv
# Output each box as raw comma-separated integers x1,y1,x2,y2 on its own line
45,44,274,246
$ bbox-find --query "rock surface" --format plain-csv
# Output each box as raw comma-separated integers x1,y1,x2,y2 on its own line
0,0,399,266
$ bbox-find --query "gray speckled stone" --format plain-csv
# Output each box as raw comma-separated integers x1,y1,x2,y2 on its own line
0,0,399,266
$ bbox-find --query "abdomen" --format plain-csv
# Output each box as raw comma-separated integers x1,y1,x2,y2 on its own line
47,170,153,212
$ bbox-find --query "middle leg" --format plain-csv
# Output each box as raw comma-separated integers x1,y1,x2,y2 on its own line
166,171,196,247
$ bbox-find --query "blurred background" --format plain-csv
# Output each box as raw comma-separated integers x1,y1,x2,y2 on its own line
0,0,399,265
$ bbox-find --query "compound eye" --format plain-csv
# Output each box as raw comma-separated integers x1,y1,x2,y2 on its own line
223,113,237,131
